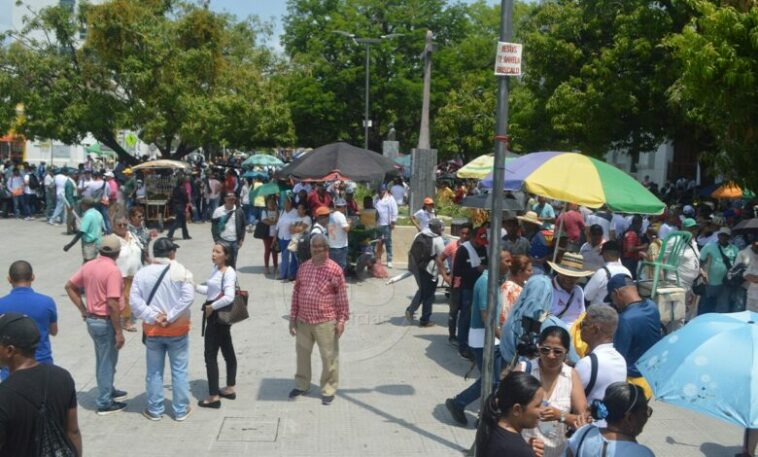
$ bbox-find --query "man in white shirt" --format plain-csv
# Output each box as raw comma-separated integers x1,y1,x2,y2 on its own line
743,241,758,312
405,219,450,326
327,199,351,271
610,212,629,240
211,193,246,268
583,241,632,307
390,178,406,206
657,212,679,241
579,224,606,272
374,184,398,268
585,208,612,240
575,304,627,405
546,252,593,326
49,170,69,225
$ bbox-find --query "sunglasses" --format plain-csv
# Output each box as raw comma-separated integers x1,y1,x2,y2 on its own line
538,346,566,357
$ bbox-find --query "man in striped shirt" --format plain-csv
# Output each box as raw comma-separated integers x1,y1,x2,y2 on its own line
288,233,349,405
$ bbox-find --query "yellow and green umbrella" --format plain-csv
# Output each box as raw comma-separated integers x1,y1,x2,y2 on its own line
711,182,754,199
456,153,518,179
482,151,665,214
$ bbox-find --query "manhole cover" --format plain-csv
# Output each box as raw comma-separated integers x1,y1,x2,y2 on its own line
217,417,280,442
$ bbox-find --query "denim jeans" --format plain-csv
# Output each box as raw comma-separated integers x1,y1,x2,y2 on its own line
86,317,119,409
407,268,438,323
378,224,393,262
49,196,67,224
22,194,34,217
206,198,220,220
97,204,111,233
11,195,22,217
329,247,348,271
145,335,190,417
457,289,474,351
242,204,254,225
454,346,502,409
279,239,297,279
700,284,742,315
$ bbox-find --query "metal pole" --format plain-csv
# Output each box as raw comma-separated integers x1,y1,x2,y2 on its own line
472,0,513,454
364,42,370,151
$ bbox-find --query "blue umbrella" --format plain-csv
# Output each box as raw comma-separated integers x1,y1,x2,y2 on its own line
637,311,758,428
243,171,268,180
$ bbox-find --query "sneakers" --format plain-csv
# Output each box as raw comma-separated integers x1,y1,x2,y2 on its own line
175,407,193,422
288,388,308,399
404,310,414,322
321,395,335,406
142,409,162,421
97,401,127,416
445,398,468,426
419,321,435,328
387,262,393,268
448,336,459,347
111,389,128,402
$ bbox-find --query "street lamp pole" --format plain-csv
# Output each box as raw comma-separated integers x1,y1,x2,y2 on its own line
334,32,402,150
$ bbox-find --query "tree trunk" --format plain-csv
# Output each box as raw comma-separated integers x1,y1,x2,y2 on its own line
97,132,138,165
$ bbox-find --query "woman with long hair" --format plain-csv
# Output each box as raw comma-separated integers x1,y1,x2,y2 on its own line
500,255,533,326
519,326,589,457
566,382,655,456
195,242,238,408
260,195,279,275
476,371,546,457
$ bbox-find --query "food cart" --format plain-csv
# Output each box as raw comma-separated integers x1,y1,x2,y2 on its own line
131,160,192,231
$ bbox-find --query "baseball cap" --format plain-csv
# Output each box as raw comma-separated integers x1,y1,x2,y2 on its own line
314,206,331,217
607,274,635,295
423,197,434,206
379,183,387,192
104,171,115,178
717,227,731,236
152,237,180,257
334,198,347,207
99,234,121,254
682,218,697,229
0,313,40,350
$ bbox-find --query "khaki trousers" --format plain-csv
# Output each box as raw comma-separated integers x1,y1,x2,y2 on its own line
295,320,339,396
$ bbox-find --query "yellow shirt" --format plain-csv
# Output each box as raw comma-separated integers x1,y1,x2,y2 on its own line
253,182,265,207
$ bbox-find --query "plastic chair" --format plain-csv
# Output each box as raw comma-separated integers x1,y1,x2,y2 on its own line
637,230,693,298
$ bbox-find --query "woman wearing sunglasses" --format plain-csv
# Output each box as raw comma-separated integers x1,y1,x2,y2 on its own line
566,382,655,456
518,326,588,457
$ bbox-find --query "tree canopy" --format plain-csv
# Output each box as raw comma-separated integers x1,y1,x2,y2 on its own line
0,0,294,163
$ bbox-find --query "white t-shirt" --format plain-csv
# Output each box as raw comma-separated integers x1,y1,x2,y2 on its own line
413,209,434,231
575,343,627,404
586,213,612,240
260,209,277,237
669,239,699,289
737,247,758,300
54,174,67,197
658,222,676,240
611,213,629,240
551,279,586,327
274,209,299,241
580,241,606,272
328,210,349,249
390,184,405,205
583,261,632,306
213,205,239,242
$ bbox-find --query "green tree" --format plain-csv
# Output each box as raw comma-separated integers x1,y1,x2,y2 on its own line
1,0,293,164
668,0,758,189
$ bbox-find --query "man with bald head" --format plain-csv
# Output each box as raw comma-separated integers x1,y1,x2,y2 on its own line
0,261,59,380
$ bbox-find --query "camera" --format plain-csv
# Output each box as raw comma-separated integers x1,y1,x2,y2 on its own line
516,315,543,359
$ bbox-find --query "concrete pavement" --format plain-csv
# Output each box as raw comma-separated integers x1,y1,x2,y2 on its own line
0,218,745,456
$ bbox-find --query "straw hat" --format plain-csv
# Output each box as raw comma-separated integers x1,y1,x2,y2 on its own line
547,252,593,277
517,211,543,227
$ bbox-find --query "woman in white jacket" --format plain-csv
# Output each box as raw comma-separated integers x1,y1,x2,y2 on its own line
196,242,238,408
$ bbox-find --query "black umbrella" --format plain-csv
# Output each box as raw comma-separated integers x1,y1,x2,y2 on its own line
277,142,398,182
734,218,758,231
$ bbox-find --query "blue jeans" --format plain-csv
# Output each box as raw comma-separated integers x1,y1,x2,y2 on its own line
457,289,474,351
86,317,119,409
206,198,220,220
145,335,190,417
407,268,437,323
279,239,297,279
49,196,66,224
329,247,348,271
97,204,111,233
700,284,742,315
22,194,34,217
11,195,22,217
242,204,254,225
454,346,502,409
378,224,393,262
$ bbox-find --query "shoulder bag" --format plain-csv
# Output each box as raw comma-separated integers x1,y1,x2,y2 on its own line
215,270,250,326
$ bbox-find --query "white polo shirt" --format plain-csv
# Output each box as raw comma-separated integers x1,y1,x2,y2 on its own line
551,278,586,327
575,343,628,404
583,261,632,307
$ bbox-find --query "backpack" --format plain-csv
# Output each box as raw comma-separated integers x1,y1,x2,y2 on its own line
297,226,324,263
28,173,40,190
408,232,435,272
5,366,76,457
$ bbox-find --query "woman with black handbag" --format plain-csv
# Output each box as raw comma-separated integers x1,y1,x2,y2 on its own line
195,242,238,408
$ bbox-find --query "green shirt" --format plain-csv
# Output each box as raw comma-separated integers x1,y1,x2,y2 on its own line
80,208,104,244
700,242,738,286
64,179,77,206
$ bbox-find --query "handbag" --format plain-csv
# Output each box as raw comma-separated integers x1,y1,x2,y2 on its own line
215,270,250,325
272,236,281,253
288,233,301,252
253,221,269,239
692,274,707,296
718,245,746,287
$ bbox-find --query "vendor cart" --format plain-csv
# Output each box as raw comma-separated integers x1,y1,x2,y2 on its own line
131,160,192,231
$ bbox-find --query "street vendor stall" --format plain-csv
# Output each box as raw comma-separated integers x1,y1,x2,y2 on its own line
131,160,192,230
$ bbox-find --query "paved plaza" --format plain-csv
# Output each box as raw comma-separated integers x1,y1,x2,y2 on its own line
0,218,745,456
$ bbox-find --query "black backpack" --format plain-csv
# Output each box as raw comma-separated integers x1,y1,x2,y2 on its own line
28,173,40,190
297,226,324,263
408,232,435,272
4,366,76,457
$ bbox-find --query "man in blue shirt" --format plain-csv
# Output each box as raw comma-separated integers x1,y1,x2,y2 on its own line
0,260,58,379
607,274,661,398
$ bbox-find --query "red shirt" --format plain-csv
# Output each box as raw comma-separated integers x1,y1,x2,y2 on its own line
556,210,585,242
307,191,332,211
225,176,237,194
291,258,349,324
69,256,123,315
623,230,642,260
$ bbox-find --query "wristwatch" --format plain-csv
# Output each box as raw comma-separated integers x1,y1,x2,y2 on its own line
559,412,566,423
